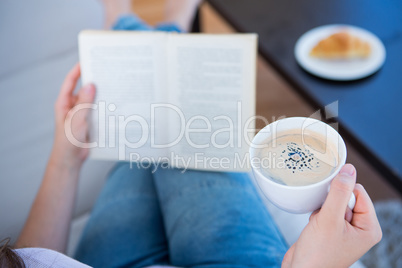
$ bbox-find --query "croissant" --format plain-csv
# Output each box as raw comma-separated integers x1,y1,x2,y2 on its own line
310,31,371,59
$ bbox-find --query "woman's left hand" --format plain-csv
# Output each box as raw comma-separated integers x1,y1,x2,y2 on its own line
51,63,96,169
15,64,96,251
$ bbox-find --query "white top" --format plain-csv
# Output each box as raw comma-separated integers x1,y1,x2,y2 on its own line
16,248,177,268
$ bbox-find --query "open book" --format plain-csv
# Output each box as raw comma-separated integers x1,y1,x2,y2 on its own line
79,30,257,172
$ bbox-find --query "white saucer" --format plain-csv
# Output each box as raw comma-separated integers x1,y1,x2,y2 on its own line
294,24,386,81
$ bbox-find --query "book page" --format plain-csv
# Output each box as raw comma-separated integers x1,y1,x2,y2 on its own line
79,31,169,162
166,34,257,172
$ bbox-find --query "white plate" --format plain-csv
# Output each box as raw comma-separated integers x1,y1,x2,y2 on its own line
294,24,386,81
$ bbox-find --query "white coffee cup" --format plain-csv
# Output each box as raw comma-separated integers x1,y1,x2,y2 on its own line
250,117,354,214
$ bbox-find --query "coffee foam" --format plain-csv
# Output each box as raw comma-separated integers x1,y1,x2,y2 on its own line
256,131,339,186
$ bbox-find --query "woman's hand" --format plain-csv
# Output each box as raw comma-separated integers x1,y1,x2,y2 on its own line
51,63,96,169
282,164,382,268
16,64,96,251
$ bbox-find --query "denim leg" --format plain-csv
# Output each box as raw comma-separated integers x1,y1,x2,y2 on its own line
112,14,182,32
112,15,153,31
74,163,169,268
153,168,288,268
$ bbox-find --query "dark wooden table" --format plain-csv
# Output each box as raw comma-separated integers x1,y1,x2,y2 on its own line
206,0,402,194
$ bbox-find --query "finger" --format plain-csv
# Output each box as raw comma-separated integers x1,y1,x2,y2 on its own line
58,63,81,101
321,164,356,222
352,184,374,214
345,207,353,223
76,84,96,103
351,184,382,243
72,84,96,122
351,184,377,227
282,244,295,268
309,209,320,221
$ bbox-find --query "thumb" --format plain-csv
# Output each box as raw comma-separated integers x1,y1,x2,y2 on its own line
321,164,356,222
76,84,96,105
73,84,96,122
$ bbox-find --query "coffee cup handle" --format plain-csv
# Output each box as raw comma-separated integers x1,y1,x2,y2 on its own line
348,192,356,211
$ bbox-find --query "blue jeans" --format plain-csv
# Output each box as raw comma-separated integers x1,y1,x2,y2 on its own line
74,14,287,267
112,14,182,32
74,163,287,267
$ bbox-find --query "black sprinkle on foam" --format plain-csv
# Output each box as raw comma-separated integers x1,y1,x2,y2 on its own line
280,142,318,173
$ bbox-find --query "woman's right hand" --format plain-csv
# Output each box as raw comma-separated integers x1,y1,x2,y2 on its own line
282,164,382,268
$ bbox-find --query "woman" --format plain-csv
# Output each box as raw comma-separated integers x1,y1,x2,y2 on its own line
1,5,381,268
